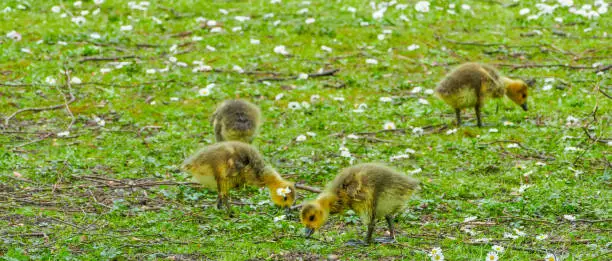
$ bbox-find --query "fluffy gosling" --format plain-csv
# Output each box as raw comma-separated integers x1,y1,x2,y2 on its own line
211,99,262,143
182,141,295,216
300,163,420,245
435,62,529,127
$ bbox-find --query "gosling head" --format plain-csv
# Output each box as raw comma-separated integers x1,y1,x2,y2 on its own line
504,78,529,111
269,181,296,209
300,201,329,238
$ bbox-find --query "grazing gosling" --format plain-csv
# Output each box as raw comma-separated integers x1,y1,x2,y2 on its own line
211,99,262,143
300,163,420,245
435,62,529,127
182,141,295,216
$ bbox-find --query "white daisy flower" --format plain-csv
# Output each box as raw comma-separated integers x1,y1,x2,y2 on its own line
390,154,410,161
305,18,315,24
306,132,316,137
564,146,581,152
418,98,429,105
81,10,89,16
120,25,133,31
51,6,61,13
411,86,423,93
70,77,82,84
399,14,409,21
492,245,504,253
339,147,352,158
219,9,229,15
250,39,260,45
377,34,385,41
274,45,289,55
347,7,356,13
544,253,557,261
296,135,307,142
486,251,498,261
276,187,291,196
408,44,420,51
94,0,105,5
231,26,242,32
275,93,284,100
464,216,477,222
21,48,31,54
273,215,286,223
415,1,430,13
558,0,573,7
100,68,112,74
288,102,301,110
430,253,444,261
6,31,22,41
513,228,526,237
271,0,281,3
301,101,311,109
320,45,332,53
210,27,223,33
192,36,203,41
503,232,518,239
379,97,392,102
74,1,82,8
57,131,70,137
71,16,86,26
94,116,105,126
273,20,281,26
360,21,369,26
193,65,213,72
45,76,56,85
235,16,250,22
536,234,548,241
297,8,308,14
90,33,101,39
206,20,217,26
461,4,471,10
92,8,100,15
566,115,580,126
424,89,435,95
563,214,576,221
408,168,422,175
520,8,530,15
365,58,378,65
232,65,244,73
372,8,386,19
383,121,396,130
347,134,360,139
310,95,320,103
446,128,457,135
333,96,345,102
429,247,443,256
298,73,309,80
170,97,179,102
146,69,156,74
489,128,499,133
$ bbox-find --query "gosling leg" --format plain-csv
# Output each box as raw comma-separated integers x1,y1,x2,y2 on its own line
455,108,462,126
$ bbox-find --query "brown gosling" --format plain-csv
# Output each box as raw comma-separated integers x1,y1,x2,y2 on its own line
435,62,529,127
211,99,262,143
181,141,295,216
300,163,420,245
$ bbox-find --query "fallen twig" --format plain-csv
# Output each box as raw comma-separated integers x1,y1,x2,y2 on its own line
4,90,76,126
295,184,322,193
256,69,340,82
78,55,139,63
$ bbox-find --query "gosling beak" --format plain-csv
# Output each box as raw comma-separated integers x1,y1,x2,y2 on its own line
521,103,528,111
304,227,314,238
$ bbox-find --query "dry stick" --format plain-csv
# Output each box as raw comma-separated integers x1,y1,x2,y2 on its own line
595,64,612,73
256,68,340,82
494,63,593,71
78,55,139,63
24,181,200,192
60,69,76,129
295,184,322,193
4,91,76,126
599,88,612,100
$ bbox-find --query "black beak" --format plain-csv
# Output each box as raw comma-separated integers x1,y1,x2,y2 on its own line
304,227,314,238
521,103,528,111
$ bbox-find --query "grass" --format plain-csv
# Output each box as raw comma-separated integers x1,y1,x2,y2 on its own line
1,0,610,260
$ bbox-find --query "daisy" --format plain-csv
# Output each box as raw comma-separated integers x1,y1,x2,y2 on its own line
430,253,444,261
563,214,576,221
146,69,157,74
407,44,420,51
94,0,105,5
347,134,360,139
6,31,21,41
390,154,410,161
232,65,244,73
411,86,423,93
288,102,301,110
321,45,332,52
464,216,477,222
415,1,430,13
235,16,250,22
120,25,133,31
250,39,260,45
45,76,57,85
305,18,315,24
273,215,286,223
301,101,311,109
339,147,352,158
492,245,504,253
544,253,557,261
276,187,292,197
558,0,573,7
274,45,289,55
486,251,498,261
383,121,396,130
520,8,530,15
296,135,307,142
100,68,112,74
365,58,378,65
306,132,316,137
71,16,86,26
379,97,392,102
210,27,223,33
70,77,82,84
57,131,70,137
489,128,499,133
310,95,320,103
446,128,457,135
51,6,61,13
298,73,308,80
206,20,217,26
536,234,548,241
372,8,386,19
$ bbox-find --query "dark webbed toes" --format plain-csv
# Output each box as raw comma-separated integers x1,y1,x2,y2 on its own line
345,239,368,247
374,237,396,244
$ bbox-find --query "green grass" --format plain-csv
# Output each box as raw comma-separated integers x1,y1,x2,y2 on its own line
1,0,610,260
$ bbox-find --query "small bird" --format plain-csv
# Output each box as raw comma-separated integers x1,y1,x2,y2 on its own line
182,141,295,216
211,99,262,143
300,163,420,245
435,62,529,127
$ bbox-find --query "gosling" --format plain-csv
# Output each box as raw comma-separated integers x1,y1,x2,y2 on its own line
435,62,529,127
300,163,420,245
211,99,261,143
182,141,295,216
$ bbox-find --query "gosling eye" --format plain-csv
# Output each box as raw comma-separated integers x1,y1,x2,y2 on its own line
522,94,527,98
283,196,288,201
309,215,315,222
